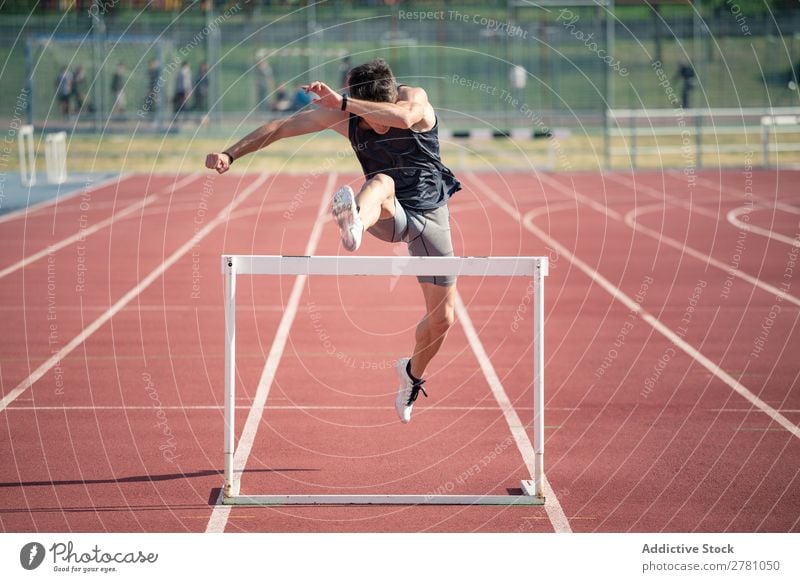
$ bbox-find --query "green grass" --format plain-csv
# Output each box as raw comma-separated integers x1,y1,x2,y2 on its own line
6,128,798,176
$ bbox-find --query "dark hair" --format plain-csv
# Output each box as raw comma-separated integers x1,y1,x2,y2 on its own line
346,58,397,103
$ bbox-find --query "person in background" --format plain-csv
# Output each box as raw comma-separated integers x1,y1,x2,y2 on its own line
788,61,799,92
271,83,292,113
291,84,312,111
338,55,352,90
111,62,127,117
55,65,73,119
173,61,192,118
509,64,527,105
143,57,161,116
674,60,696,109
255,58,274,112
71,65,88,115
194,62,209,113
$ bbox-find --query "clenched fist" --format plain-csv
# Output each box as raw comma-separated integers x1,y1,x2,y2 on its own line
205,152,232,174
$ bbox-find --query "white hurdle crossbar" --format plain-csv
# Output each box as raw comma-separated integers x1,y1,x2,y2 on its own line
45,131,68,185
18,124,36,187
221,255,549,506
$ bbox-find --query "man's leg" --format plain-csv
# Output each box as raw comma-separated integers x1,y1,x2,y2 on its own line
393,204,455,423
333,173,396,251
409,282,456,379
355,173,396,228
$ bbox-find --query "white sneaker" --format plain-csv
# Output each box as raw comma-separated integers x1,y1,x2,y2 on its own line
395,357,427,424
331,185,363,252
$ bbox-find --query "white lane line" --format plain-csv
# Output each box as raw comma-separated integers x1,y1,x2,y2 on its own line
0,173,201,280
727,205,800,247
632,171,800,227
539,172,800,308
3,404,576,411
623,203,800,308
454,293,571,532
0,173,132,225
610,170,800,242
522,209,800,439
539,179,622,221
712,408,800,413
0,173,270,413
776,203,800,215
600,172,722,221
226,202,292,221
205,173,336,534
470,173,800,441
674,171,800,214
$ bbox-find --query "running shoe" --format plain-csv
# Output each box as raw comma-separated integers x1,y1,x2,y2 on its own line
331,185,363,252
395,357,427,424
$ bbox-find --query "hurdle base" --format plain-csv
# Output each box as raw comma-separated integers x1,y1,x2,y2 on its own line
222,493,544,506
520,479,545,501
223,480,240,498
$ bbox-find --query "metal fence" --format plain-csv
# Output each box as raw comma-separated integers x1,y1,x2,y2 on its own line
606,106,800,169
2,2,799,135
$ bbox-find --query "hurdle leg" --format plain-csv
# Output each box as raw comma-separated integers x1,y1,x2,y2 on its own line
521,260,546,500
761,118,770,168
532,263,545,499
45,132,68,185
18,125,36,187
45,135,55,184
56,132,68,183
223,257,239,498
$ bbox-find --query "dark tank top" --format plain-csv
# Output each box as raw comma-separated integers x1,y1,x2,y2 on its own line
347,113,461,212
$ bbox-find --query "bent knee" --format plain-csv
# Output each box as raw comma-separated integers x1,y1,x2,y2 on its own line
369,173,395,190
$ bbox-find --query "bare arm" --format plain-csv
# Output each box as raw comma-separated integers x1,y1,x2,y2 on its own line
205,107,348,174
305,81,433,131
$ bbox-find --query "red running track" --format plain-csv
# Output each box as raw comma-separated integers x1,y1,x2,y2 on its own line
0,169,798,532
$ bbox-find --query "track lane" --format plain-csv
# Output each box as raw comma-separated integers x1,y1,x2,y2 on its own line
466,170,796,529
0,172,290,531
2,170,797,533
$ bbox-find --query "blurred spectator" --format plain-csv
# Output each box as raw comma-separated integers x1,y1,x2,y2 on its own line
143,57,161,115
789,61,799,92
255,58,274,112
509,64,526,104
272,84,292,113
71,65,89,114
339,56,352,90
55,65,73,119
194,62,209,112
292,85,312,110
111,62,127,116
173,61,192,116
674,60,696,109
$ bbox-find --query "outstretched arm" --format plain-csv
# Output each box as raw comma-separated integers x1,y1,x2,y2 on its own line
305,81,431,131
205,107,348,174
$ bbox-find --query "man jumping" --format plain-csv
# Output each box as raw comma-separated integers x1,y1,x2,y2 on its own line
205,58,461,424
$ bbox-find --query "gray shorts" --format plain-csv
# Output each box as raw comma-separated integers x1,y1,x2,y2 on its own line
367,198,455,287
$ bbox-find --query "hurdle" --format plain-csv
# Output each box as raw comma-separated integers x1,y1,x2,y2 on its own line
220,255,548,505
18,124,36,187
45,131,68,184
760,114,800,168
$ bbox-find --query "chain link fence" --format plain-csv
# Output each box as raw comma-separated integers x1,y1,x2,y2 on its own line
1,2,798,134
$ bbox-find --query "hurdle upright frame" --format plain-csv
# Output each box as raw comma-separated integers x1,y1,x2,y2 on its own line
18,124,36,187
220,255,548,506
45,131,68,185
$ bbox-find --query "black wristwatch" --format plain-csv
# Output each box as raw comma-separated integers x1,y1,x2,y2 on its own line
222,151,235,164
340,94,348,111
